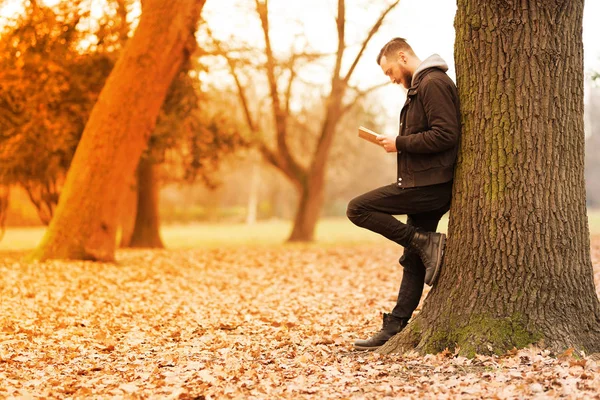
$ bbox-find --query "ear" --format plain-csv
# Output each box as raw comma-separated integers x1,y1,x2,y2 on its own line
397,50,407,64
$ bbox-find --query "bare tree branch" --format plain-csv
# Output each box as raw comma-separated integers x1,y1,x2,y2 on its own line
343,0,400,83
294,76,327,88
196,46,257,58
288,51,336,61
206,24,303,181
340,81,390,116
255,0,283,132
306,0,347,178
206,28,257,133
309,0,398,179
257,143,300,187
288,113,317,137
283,55,300,116
333,0,346,81
255,0,305,182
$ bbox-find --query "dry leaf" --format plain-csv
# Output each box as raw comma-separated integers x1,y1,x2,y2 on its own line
0,243,599,398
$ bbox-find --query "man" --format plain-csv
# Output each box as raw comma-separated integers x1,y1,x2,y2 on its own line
346,38,461,350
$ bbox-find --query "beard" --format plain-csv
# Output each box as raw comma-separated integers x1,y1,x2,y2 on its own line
400,68,413,89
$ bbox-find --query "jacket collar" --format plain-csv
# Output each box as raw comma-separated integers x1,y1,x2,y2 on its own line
409,54,449,89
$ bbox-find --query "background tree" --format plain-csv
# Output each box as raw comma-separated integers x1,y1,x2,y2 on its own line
207,0,398,242
0,0,115,225
0,1,242,246
585,73,600,207
380,0,600,356
0,185,7,237
32,0,206,261
123,62,244,248
164,92,393,224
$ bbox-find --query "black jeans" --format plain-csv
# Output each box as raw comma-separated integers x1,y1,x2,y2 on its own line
346,181,452,320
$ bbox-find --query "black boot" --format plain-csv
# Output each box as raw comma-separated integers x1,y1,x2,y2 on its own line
354,313,408,351
409,231,446,286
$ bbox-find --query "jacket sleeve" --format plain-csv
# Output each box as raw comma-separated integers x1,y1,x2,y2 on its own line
395,77,460,154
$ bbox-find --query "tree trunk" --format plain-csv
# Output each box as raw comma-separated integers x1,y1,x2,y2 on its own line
128,157,164,248
380,0,600,356
288,170,326,242
0,185,8,235
31,0,205,261
287,89,344,242
118,173,138,247
246,154,261,225
221,0,398,243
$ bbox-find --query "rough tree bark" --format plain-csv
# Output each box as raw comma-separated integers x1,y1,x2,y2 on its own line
379,0,600,356
32,0,205,261
128,157,164,248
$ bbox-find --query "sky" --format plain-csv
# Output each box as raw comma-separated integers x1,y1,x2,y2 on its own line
2,0,598,78
202,0,600,131
202,0,600,76
1,0,599,126
1,0,598,72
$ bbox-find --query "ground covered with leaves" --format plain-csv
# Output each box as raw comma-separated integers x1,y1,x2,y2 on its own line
1,238,600,399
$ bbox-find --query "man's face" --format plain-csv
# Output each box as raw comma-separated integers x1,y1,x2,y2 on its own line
380,54,412,89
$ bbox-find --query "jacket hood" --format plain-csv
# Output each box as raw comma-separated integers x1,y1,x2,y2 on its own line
412,54,448,84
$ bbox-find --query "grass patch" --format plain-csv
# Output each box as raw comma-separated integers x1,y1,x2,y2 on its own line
1,210,599,251
0,217,393,251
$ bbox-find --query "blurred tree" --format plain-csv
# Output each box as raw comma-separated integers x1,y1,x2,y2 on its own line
381,0,600,356
124,63,244,248
0,185,7,238
585,78,600,207
586,133,600,207
31,0,206,261
0,1,242,247
280,88,393,207
169,94,392,224
207,0,398,242
0,0,115,225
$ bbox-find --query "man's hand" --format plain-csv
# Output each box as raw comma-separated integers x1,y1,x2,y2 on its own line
377,133,398,153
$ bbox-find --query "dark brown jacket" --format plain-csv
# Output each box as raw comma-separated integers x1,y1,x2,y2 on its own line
394,55,461,188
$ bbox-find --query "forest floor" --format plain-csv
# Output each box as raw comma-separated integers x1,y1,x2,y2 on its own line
0,225,599,399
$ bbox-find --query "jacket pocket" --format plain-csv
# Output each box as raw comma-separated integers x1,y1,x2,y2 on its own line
409,150,456,172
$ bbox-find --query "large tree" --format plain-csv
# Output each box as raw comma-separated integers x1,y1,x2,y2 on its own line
210,0,398,241
0,1,241,245
32,0,206,261
380,0,600,356
0,1,241,248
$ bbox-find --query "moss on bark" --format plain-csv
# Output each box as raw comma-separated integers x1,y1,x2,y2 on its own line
421,314,542,357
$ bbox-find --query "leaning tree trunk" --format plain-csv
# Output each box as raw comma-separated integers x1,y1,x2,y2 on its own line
32,0,205,261
380,0,600,356
128,157,164,248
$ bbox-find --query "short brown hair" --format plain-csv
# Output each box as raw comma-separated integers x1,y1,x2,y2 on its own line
376,37,414,65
